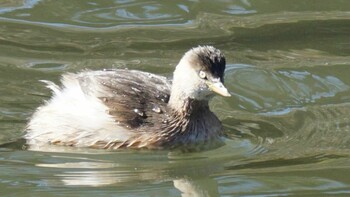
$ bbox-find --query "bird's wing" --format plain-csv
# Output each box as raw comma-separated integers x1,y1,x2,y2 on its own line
76,69,171,130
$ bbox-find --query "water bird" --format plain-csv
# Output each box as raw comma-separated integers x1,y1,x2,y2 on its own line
25,46,231,149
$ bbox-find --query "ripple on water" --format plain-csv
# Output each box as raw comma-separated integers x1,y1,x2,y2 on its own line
225,64,350,114
0,0,40,14
221,62,350,159
25,62,67,71
71,1,190,27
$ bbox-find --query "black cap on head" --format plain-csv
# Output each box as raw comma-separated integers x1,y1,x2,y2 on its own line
187,46,226,82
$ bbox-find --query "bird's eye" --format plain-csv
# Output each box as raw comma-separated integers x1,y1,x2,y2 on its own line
199,70,207,79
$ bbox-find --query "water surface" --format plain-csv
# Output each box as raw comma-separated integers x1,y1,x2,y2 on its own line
1,0,350,196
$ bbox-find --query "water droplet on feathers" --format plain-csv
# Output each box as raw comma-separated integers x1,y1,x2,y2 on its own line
133,109,145,117
131,87,141,92
152,105,162,113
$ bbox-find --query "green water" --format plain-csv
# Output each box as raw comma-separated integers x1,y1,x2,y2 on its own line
1,0,350,196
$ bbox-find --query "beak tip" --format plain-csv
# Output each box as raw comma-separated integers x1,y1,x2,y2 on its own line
222,92,231,97
207,80,231,98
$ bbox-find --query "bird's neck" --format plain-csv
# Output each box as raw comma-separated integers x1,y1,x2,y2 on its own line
168,83,210,116
161,95,221,149
168,97,209,116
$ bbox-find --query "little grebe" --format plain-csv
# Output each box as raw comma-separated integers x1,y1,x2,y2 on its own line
25,46,231,149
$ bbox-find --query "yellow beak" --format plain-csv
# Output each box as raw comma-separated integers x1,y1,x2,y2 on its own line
207,80,231,97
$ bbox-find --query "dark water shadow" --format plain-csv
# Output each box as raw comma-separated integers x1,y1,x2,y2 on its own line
225,154,346,171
